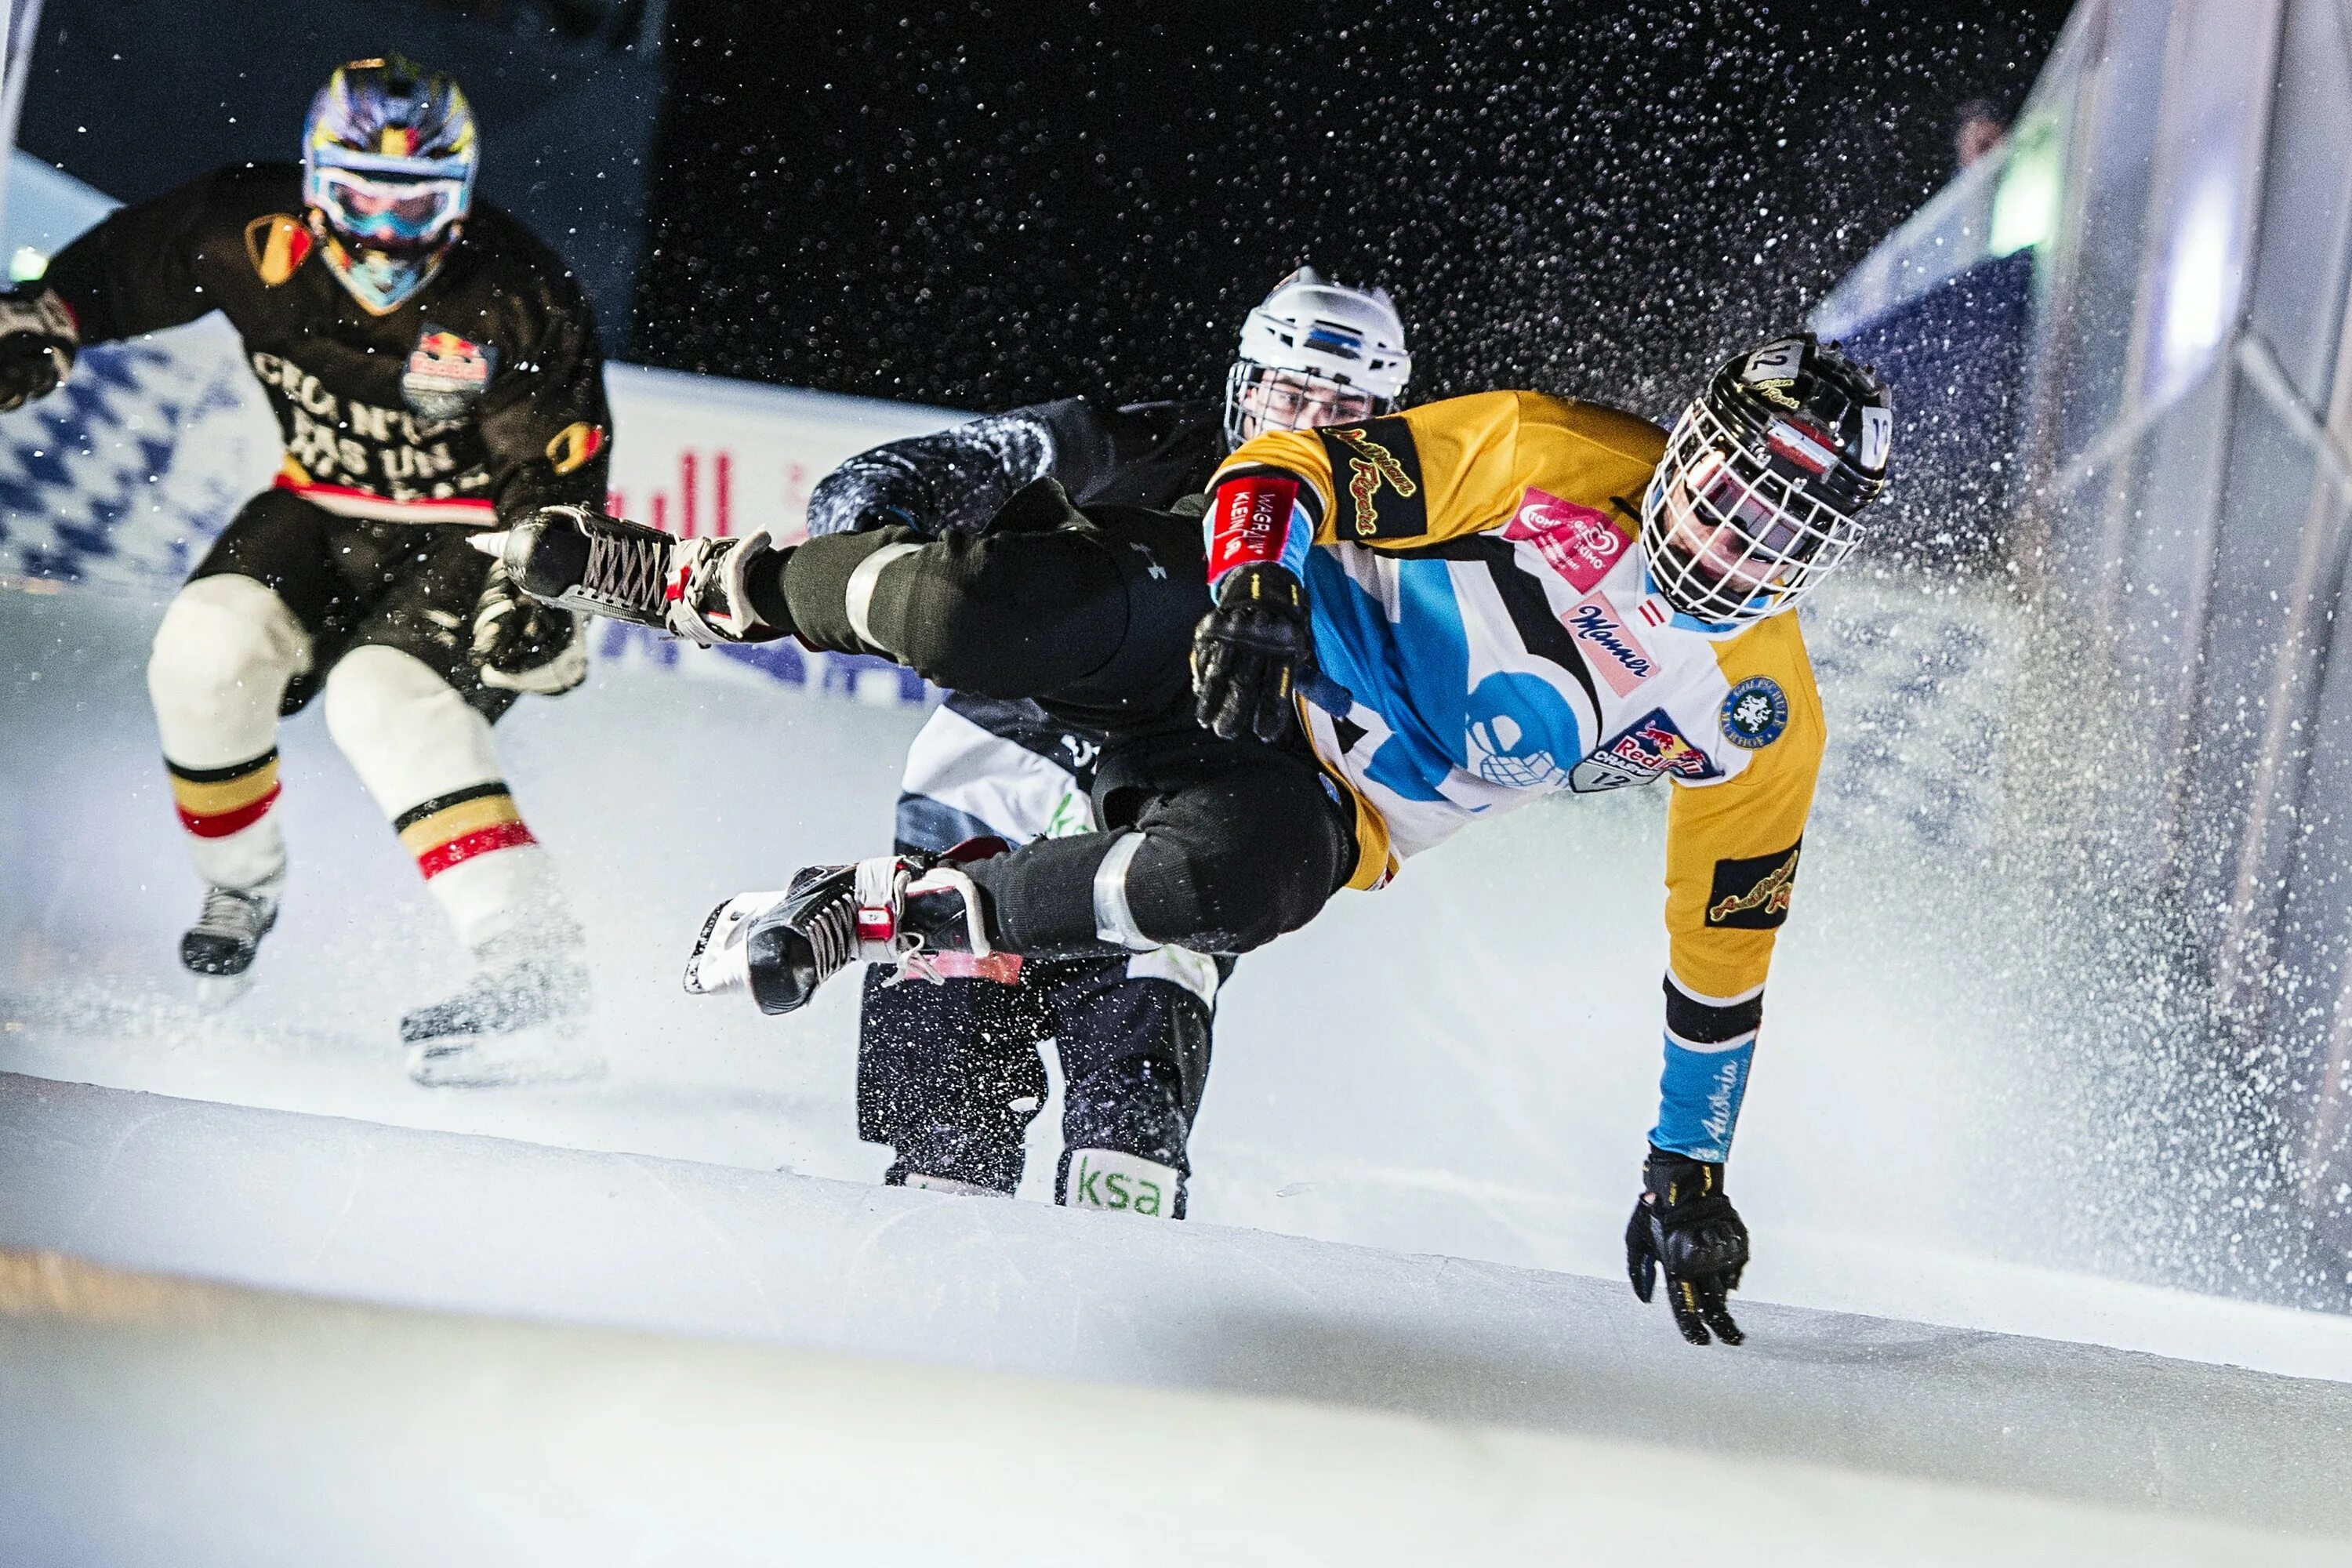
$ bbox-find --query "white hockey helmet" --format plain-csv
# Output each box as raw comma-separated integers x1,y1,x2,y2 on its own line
1225,266,1413,448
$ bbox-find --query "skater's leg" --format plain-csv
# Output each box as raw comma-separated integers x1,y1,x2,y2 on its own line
324,645,575,953
149,573,310,893
322,530,579,959
698,731,1351,1014
1044,952,1221,1219
777,503,1208,713
324,531,588,1083
856,967,1048,1196
855,698,1078,1193
967,730,1354,957
147,492,372,982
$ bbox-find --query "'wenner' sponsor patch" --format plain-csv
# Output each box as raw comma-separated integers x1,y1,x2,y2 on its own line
1316,417,1426,540
1563,591,1656,696
1704,839,1802,930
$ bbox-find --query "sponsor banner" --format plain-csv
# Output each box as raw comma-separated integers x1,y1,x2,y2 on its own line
0,154,964,710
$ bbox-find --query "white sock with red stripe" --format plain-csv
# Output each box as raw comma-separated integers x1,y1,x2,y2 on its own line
323,645,579,956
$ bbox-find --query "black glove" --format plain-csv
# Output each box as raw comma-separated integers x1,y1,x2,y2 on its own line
472,558,586,693
0,287,78,413
1625,1146,1750,1347
1191,562,1314,743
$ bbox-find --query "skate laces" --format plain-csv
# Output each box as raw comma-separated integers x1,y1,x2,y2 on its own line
882,931,947,989
845,857,948,989
194,886,271,940
583,518,671,620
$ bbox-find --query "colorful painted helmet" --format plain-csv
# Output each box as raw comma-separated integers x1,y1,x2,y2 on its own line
1640,334,1893,628
302,56,478,313
1225,267,1412,449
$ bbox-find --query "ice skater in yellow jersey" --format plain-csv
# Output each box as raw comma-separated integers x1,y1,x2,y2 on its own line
497,333,1891,1347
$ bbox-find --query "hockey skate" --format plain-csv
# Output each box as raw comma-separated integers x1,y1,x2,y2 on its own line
180,881,280,1008
472,504,676,626
399,938,600,1087
683,847,998,1015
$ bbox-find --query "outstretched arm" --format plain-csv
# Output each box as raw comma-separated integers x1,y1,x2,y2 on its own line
40,172,227,346
808,397,1136,538
1632,619,1824,1347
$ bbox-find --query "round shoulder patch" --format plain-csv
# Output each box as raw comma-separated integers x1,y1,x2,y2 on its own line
1719,676,1789,750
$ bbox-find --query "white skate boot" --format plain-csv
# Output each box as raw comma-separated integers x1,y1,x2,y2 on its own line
180,880,281,1008
399,935,600,1087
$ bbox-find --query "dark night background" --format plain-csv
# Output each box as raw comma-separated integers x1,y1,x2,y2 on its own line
20,0,2073,417
637,0,2074,417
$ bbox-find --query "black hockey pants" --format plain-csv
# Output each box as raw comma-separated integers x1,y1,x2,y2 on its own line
775,503,1356,958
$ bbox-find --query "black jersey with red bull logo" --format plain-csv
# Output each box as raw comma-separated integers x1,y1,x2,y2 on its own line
42,162,609,527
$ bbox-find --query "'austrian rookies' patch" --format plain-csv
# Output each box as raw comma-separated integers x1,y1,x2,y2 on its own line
1316,416,1428,541
1704,839,1802,929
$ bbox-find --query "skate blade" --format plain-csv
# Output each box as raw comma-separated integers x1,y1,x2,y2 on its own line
406,1022,604,1089
681,889,789,996
191,971,256,1011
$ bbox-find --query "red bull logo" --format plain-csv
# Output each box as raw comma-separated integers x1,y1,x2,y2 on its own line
401,323,495,420
1603,710,1721,782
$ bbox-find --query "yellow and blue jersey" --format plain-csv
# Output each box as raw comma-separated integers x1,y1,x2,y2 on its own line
1207,390,1824,1163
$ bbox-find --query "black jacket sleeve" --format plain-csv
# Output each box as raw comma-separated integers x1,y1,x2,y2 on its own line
40,172,228,344
805,399,1069,538
804,396,1224,537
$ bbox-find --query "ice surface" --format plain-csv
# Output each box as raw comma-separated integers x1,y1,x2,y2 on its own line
2,1259,2339,1568
2,1073,2348,1558
7,574,2347,1382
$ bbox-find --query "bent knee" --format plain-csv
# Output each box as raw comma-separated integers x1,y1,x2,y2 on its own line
148,575,312,713
1122,828,1331,955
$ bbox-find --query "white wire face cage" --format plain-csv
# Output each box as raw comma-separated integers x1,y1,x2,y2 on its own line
1222,360,1392,450
1638,394,1871,629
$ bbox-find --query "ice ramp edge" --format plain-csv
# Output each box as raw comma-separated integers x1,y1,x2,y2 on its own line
0,1245,2339,1568
0,1072,2347,1551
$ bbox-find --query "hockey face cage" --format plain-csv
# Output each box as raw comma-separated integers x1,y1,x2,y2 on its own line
1639,394,1871,629
1223,361,1390,450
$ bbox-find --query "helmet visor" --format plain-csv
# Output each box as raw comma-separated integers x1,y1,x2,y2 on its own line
313,168,466,250
1225,362,1383,448
1641,399,1866,626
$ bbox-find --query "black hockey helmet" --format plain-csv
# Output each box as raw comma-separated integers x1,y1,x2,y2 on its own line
1640,334,1893,627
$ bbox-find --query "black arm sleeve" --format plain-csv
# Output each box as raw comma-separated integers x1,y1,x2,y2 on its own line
804,401,1072,539
40,172,226,345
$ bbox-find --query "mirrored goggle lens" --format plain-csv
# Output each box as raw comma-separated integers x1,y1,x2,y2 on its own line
319,172,463,239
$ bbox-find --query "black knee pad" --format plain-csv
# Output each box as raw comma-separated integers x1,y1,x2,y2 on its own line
1120,769,1348,953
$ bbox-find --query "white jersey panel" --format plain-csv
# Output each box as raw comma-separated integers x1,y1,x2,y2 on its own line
899,705,1095,846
